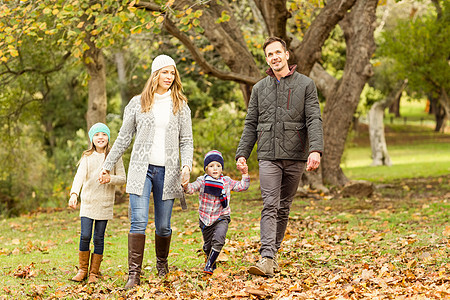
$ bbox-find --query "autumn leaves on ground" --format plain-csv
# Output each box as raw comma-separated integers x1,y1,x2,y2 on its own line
1,174,449,299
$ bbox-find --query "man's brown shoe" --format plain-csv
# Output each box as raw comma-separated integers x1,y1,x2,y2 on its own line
248,257,274,277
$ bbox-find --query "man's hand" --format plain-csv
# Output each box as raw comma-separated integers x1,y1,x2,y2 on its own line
306,152,321,171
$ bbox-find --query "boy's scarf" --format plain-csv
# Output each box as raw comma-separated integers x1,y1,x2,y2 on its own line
204,174,228,208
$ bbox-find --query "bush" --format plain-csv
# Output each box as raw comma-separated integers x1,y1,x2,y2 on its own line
190,102,258,178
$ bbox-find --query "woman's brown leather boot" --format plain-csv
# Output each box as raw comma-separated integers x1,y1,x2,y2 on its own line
124,233,146,289
155,233,171,277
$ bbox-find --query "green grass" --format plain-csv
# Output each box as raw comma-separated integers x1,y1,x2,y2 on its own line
1,175,449,298
1,107,449,298
384,98,437,125
342,123,450,181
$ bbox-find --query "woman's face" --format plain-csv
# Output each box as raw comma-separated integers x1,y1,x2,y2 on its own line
156,65,176,94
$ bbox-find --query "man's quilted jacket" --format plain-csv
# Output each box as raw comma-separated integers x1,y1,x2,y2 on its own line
236,65,324,161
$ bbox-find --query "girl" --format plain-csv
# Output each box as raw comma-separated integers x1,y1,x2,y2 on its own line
99,54,193,289
69,122,126,283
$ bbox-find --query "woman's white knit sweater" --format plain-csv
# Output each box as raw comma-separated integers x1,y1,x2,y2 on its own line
103,91,193,200
70,151,126,220
148,91,171,166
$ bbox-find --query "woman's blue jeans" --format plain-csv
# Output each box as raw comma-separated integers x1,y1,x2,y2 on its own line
79,217,108,255
129,164,174,237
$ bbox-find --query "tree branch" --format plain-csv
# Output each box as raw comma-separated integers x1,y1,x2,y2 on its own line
292,0,357,75
309,62,337,99
163,18,259,85
253,0,290,42
1,52,71,78
137,1,260,85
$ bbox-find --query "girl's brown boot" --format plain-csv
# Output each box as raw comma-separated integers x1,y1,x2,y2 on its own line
88,253,103,284
71,251,90,281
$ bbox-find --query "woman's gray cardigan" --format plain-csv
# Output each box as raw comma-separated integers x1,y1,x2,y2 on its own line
103,95,193,201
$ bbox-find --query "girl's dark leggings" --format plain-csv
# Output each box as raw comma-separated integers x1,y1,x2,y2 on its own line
79,217,108,255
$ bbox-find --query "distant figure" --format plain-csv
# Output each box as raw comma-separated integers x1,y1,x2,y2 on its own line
68,122,126,284
183,150,250,274
99,54,193,288
236,37,324,277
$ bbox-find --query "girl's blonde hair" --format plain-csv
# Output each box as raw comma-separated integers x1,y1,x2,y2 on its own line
78,141,110,164
140,67,187,114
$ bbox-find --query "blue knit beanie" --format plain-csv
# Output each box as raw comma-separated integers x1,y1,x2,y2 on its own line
88,122,110,142
204,150,224,170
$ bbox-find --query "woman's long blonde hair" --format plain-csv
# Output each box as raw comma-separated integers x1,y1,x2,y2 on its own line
140,67,188,114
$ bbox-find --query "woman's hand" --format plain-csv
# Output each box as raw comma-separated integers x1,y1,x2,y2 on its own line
98,170,111,184
68,194,78,209
181,165,190,186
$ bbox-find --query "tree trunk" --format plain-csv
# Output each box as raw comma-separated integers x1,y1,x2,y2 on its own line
388,95,401,117
369,103,391,166
437,88,449,132
114,51,131,116
429,92,447,132
84,45,107,131
321,0,378,186
369,79,407,166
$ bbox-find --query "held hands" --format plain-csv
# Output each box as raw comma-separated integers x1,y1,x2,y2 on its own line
68,194,77,209
98,170,111,184
181,165,190,187
306,152,321,171
236,157,249,175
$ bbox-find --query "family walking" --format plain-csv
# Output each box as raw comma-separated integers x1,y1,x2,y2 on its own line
68,36,323,286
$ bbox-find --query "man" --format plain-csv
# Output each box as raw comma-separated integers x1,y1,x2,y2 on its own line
235,37,323,277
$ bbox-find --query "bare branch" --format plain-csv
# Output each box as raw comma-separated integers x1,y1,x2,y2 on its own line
309,63,337,100
253,0,290,42
137,1,260,85
163,18,259,85
292,0,357,75
1,52,71,78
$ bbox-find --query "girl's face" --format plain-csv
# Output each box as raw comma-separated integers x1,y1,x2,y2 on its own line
156,65,176,94
93,132,109,152
206,161,222,179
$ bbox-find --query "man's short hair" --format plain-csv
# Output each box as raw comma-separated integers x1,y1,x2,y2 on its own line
263,37,287,56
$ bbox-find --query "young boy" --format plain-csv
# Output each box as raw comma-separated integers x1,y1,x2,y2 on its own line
183,150,250,274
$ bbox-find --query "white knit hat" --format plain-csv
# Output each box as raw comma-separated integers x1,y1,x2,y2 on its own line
151,54,176,74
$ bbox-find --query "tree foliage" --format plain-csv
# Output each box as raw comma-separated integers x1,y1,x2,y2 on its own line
0,0,157,63
378,1,449,99
377,0,450,131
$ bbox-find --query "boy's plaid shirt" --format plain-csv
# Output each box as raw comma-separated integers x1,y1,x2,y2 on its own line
185,175,250,226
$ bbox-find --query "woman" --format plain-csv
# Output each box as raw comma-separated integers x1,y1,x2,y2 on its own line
100,54,193,289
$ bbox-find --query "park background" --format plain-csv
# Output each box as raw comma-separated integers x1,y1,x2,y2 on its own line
0,0,449,299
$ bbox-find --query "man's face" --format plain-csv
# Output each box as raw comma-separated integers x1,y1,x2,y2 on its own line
265,41,289,72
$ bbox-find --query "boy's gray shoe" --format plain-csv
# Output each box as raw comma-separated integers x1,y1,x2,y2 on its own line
248,257,274,277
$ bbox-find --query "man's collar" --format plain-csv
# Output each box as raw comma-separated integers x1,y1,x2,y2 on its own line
266,64,297,79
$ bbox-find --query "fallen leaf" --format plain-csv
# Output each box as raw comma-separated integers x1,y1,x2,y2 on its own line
244,287,268,296
443,226,450,237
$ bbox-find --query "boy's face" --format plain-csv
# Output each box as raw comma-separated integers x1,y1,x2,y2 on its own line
206,161,222,179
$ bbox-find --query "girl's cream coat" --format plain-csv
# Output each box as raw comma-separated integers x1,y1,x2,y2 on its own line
71,152,126,220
